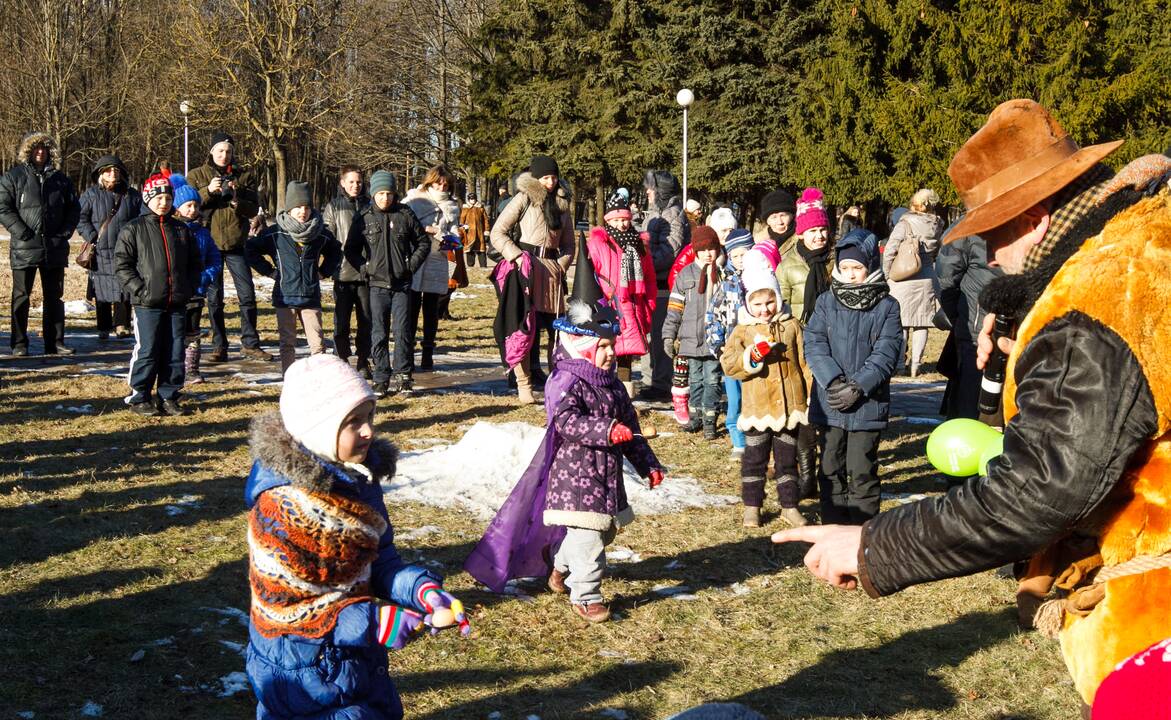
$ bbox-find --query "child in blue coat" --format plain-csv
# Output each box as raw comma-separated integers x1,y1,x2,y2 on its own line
803,229,902,524
170,174,221,384
245,354,470,719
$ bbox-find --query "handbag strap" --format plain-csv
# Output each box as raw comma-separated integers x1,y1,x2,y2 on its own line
95,192,124,244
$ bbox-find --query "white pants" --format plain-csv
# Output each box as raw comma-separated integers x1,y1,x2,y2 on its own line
552,524,618,604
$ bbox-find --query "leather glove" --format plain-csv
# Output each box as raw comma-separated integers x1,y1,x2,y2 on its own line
749,340,773,364
609,422,633,445
827,378,863,411
418,584,472,637
648,469,665,489
377,604,425,649
663,339,676,358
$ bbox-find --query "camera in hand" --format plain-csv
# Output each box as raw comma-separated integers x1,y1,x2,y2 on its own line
219,173,235,201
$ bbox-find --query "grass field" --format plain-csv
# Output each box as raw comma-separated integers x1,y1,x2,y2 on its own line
0,245,1081,719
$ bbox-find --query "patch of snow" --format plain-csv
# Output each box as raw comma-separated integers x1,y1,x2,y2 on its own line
389,421,736,519
202,606,249,626
129,649,145,662
487,713,502,720
664,560,684,570
17,711,35,719
881,492,930,505
605,546,641,563
150,636,174,646
729,582,751,596
599,710,629,720
901,416,944,426
232,370,283,386
217,671,251,697
64,300,95,316
449,291,477,299
80,701,103,717
397,525,443,541
219,640,246,656
652,584,698,601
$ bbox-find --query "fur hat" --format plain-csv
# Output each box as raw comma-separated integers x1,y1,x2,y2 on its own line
369,170,397,196
724,228,754,254
691,225,720,252
280,354,375,463
760,188,796,219
709,207,737,233
944,99,1123,242
795,187,829,235
169,174,200,209
741,246,781,303
142,173,173,204
530,154,559,179
604,189,632,222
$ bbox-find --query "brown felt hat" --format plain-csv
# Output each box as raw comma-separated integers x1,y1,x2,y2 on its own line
943,99,1123,243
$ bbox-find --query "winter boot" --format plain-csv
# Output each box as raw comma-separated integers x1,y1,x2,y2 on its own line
547,568,568,594
797,443,819,500
395,373,414,395
702,411,718,440
184,343,204,385
419,346,434,371
682,406,703,433
572,602,611,623
671,388,691,425
515,366,535,405
622,380,636,399
742,506,762,528
779,507,808,527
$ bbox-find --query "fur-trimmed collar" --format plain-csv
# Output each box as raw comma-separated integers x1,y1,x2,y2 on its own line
515,171,572,211
249,412,398,493
17,132,60,167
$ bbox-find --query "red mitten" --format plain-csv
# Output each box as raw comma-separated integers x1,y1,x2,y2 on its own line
749,340,773,363
648,469,665,489
609,422,633,445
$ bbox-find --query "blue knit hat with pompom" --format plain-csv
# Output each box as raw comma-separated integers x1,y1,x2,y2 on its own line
169,174,200,209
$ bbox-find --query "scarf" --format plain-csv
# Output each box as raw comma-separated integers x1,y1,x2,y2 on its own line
608,225,644,289
696,259,719,296
276,210,323,246
830,271,888,311
248,482,386,639
768,225,795,252
796,241,832,324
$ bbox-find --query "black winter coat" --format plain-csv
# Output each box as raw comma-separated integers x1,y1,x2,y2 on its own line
78,185,143,303
323,192,368,283
245,217,341,309
114,211,202,310
344,203,428,289
935,233,1003,344
0,163,80,269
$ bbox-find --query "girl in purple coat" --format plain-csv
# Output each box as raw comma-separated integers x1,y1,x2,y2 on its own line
465,243,664,623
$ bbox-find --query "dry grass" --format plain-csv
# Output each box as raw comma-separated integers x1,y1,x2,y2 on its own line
0,243,1079,719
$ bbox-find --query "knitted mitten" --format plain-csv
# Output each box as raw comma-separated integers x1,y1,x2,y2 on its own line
377,604,425,650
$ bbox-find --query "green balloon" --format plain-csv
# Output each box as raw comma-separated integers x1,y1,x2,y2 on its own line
926,419,1003,477
979,433,1005,477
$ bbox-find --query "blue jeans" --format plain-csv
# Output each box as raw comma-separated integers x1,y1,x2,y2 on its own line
369,284,415,382
724,376,746,448
687,357,722,415
206,249,261,351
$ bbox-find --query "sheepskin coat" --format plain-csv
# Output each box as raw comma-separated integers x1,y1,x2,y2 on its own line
489,172,575,314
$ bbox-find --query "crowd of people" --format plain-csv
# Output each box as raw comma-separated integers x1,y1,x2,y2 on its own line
3,97,1170,719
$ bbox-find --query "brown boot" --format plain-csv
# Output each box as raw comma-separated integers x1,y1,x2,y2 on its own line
547,569,568,594
572,602,611,623
743,506,761,528
779,507,808,527
515,364,535,405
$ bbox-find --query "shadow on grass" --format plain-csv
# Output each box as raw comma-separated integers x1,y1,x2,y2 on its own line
727,607,1022,718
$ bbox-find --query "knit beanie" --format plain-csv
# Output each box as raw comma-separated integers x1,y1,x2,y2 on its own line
795,187,830,235
369,170,397,196
169,174,200,209
837,243,869,271
691,225,720,252
280,355,376,463
530,154,559,179
709,207,737,233
760,189,796,220
750,239,780,271
603,189,631,222
741,247,781,303
210,131,235,151
685,198,702,215
284,181,312,210
724,228,754,254
142,173,173,204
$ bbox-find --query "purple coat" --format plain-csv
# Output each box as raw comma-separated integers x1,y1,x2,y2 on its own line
464,345,660,592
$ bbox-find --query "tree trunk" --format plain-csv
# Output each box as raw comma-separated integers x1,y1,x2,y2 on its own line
594,181,605,227
273,143,287,212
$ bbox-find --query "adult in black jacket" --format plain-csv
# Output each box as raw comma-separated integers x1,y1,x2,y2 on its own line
78,155,142,340
343,170,428,396
115,174,201,417
322,165,371,375
0,132,80,355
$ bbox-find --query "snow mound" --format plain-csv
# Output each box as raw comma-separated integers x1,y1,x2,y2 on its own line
388,421,736,519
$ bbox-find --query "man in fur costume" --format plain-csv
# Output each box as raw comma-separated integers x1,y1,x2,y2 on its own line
775,99,1171,710
466,238,665,622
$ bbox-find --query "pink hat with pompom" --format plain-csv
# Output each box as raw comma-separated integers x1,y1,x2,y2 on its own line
795,187,829,235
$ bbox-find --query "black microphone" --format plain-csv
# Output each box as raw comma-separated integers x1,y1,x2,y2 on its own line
978,314,1015,419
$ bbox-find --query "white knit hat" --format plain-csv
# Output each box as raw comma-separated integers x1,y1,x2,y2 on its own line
280,355,375,463
740,246,781,303
708,207,737,233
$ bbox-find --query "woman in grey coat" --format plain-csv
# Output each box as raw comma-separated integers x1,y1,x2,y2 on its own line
880,189,943,376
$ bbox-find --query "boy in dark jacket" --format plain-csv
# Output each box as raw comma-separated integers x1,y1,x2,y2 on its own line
246,181,341,374
114,174,202,416
803,229,902,524
171,174,222,384
344,170,429,397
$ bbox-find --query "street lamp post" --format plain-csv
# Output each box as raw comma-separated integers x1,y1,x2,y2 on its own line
179,100,191,174
676,88,694,208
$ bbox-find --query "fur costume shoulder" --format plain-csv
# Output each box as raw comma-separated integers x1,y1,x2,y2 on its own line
249,412,398,493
